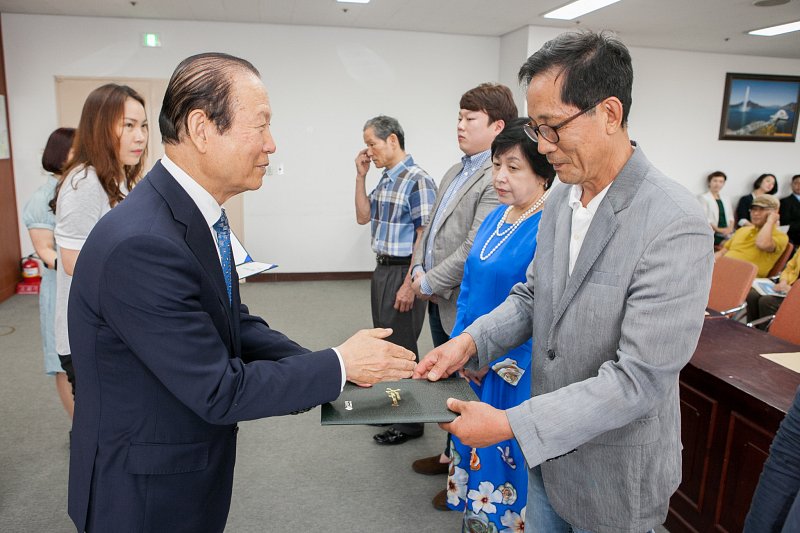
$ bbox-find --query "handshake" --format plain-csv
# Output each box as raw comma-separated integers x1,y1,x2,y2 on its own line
335,328,480,387
335,328,418,386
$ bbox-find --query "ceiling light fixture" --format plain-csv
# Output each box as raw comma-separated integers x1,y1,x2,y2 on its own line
748,19,800,36
543,0,623,20
753,0,790,7
337,0,370,4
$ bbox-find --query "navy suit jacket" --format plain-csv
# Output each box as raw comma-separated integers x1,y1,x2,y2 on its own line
67,162,342,532
780,194,800,245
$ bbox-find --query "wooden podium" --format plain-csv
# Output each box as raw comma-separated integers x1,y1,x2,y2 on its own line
667,318,800,533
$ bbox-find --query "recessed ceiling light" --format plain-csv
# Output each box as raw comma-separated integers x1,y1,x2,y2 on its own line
753,0,790,7
748,19,800,36
543,0,623,20
337,0,370,3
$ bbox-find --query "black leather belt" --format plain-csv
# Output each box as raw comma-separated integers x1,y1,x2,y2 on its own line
376,254,412,266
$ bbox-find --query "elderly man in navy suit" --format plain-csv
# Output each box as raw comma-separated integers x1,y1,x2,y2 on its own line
66,53,416,533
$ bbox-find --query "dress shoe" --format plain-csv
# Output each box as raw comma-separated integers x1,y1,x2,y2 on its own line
412,455,450,475
432,489,451,511
373,428,422,445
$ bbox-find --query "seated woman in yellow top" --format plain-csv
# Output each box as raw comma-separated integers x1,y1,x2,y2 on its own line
715,195,788,279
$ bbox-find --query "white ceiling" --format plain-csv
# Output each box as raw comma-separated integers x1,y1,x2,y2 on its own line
0,0,799,59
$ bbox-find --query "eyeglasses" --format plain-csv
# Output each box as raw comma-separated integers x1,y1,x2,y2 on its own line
523,100,603,144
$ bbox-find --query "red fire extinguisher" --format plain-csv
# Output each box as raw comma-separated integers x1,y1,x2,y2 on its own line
16,255,42,294
21,255,41,279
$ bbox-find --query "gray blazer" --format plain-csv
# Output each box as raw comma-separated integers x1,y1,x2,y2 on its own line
465,146,713,533
413,158,498,334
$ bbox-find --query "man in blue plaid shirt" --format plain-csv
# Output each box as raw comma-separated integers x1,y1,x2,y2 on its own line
355,115,437,445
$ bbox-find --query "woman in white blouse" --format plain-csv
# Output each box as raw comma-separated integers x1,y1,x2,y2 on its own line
697,170,734,247
52,83,148,398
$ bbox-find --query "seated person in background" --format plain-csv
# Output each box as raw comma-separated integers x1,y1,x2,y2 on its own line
716,195,788,320
746,249,799,323
780,174,800,245
697,170,734,246
736,173,777,227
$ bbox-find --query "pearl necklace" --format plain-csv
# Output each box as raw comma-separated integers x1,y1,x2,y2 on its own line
479,189,550,261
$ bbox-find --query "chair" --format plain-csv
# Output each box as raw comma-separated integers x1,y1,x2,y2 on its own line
748,283,800,345
766,242,795,278
708,256,758,319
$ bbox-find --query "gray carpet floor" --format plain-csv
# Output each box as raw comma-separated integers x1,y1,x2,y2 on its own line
0,280,461,532
0,279,669,532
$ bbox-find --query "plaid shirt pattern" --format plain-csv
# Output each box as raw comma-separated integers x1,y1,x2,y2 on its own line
369,155,437,256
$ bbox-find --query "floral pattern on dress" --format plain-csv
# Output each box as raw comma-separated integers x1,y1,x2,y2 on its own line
445,206,540,531
500,506,526,533
448,465,469,506
464,509,500,533
498,482,517,505
468,481,503,514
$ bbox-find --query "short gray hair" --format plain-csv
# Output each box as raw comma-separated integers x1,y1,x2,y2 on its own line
363,115,405,150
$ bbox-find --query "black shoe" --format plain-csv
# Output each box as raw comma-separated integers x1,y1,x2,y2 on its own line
373,428,422,445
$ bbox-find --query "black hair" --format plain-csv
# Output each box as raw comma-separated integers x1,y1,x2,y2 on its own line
491,117,556,189
707,171,727,184
753,173,778,195
518,31,633,127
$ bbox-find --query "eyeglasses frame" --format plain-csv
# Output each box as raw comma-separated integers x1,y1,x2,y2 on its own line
523,99,604,144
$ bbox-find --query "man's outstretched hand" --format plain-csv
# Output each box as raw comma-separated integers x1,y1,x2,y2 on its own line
413,333,477,381
337,328,417,386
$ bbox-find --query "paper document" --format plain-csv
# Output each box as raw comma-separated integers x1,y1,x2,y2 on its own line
752,278,787,298
230,232,277,279
760,352,800,374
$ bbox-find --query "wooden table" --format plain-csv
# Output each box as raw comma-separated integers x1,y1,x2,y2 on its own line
667,318,800,533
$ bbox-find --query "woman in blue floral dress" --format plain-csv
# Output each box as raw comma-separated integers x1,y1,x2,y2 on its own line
445,118,555,533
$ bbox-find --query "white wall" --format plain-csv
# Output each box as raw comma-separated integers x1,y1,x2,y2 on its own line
498,27,529,112
498,26,565,115
6,15,800,272
4,14,498,271
629,46,800,200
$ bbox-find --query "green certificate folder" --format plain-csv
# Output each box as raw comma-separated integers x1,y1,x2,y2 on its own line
321,377,478,426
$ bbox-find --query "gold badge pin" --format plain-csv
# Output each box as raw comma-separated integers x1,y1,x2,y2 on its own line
385,388,401,407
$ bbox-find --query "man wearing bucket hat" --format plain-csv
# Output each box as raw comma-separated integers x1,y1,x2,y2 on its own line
715,194,788,279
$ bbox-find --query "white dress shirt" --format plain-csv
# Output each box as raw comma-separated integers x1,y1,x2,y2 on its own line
568,182,612,275
160,155,346,390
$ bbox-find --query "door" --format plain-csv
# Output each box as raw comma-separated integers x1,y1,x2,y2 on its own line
54,77,245,238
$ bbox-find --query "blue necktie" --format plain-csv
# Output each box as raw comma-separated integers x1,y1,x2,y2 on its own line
213,209,232,304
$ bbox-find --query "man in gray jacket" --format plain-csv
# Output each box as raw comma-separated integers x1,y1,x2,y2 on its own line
415,32,713,533
411,83,516,343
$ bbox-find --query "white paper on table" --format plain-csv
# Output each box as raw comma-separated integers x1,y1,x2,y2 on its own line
760,352,800,374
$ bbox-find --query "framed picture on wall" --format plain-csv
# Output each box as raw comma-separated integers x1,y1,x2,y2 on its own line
719,73,800,142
